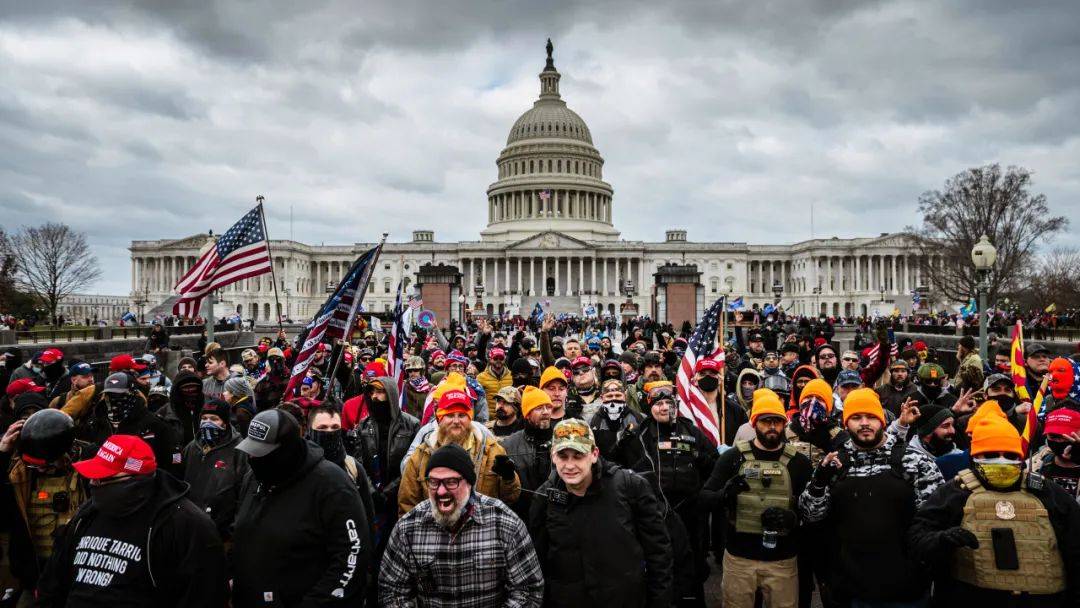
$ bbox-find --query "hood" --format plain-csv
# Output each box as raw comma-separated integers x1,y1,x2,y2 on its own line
169,370,203,406
372,376,401,417
734,368,762,408
788,364,823,408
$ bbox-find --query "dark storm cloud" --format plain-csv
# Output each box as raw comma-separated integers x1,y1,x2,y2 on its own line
1,0,1078,294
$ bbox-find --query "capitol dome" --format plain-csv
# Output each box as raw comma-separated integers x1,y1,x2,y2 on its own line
481,40,619,243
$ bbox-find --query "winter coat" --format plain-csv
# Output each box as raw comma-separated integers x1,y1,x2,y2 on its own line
356,380,418,521
181,430,249,539
397,425,521,516
529,460,673,608
476,365,513,419
164,370,203,447
37,471,227,608
232,442,371,607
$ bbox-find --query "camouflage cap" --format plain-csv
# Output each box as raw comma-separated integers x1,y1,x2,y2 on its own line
495,385,521,405
551,418,596,454
917,363,946,382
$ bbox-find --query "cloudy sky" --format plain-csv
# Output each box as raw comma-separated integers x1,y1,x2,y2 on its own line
3,0,1078,295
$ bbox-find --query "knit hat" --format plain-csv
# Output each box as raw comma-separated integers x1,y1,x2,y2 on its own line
917,363,946,382
425,444,476,487
224,376,254,400
199,398,232,430
619,351,640,368
966,400,1008,436
799,378,834,413
539,366,567,389
915,404,954,437
969,415,1023,457
520,386,553,418
841,388,885,426
435,389,472,421
644,380,675,404
750,389,787,425
1044,408,1080,437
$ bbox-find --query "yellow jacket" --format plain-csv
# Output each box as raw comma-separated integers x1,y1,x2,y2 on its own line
476,367,513,419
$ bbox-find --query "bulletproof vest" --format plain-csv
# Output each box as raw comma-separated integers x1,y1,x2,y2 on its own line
785,426,839,468
733,441,795,535
27,470,82,558
951,469,1066,595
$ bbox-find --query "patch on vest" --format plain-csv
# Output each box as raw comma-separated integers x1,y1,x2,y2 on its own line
995,500,1016,520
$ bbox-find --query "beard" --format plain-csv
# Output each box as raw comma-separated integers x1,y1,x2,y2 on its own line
851,426,885,449
437,424,470,446
495,408,514,421
925,435,955,457
429,495,466,529
755,428,783,450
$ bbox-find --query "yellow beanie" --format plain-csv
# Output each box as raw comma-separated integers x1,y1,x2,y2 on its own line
539,366,567,389
841,388,885,426
520,386,553,418
750,389,787,425
799,379,834,414
969,415,1023,457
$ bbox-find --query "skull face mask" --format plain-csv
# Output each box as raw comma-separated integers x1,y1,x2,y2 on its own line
105,393,140,426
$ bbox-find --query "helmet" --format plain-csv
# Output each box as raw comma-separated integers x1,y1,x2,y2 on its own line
404,356,425,371
17,409,75,465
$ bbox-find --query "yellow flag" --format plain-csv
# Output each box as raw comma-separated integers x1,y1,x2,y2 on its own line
1045,303,1057,313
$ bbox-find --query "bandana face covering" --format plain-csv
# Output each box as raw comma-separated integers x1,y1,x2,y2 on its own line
601,401,625,421
798,397,828,433
106,393,139,426
199,420,227,446
974,457,1022,489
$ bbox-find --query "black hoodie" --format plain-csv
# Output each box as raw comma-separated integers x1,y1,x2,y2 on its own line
232,441,371,607
164,371,203,446
37,471,227,608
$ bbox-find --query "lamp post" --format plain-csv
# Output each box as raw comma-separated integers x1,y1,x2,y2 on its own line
971,234,998,362
457,294,466,326
771,280,783,305
283,287,291,323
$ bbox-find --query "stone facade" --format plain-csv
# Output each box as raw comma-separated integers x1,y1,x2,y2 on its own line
130,44,943,327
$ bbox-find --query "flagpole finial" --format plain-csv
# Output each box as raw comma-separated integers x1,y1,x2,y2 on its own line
256,195,264,204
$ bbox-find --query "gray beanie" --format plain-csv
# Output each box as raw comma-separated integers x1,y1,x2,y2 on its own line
224,375,255,400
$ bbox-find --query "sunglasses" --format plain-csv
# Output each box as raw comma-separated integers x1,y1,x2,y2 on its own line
572,367,591,376
426,476,464,491
842,357,859,363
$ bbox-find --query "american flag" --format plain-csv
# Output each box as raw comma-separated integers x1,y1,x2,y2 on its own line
173,205,271,318
386,280,413,407
676,296,726,446
539,189,552,215
284,245,380,399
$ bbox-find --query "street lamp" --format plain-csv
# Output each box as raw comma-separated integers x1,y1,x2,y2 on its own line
771,280,783,305
457,294,466,325
971,234,998,361
283,287,291,322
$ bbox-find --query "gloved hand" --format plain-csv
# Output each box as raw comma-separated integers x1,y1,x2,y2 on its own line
761,507,798,535
941,527,979,550
720,474,750,505
492,454,516,481
812,453,843,487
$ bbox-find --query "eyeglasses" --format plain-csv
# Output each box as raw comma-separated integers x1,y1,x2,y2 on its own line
426,476,464,491
818,353,837,360
572,367,591,376
842,357,859,363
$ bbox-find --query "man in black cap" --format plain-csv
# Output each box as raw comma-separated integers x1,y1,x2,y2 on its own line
877,360,917,418
379,443,544,606
511,356,538,388
232,409,371,607
181,398,249,539
84,372,183,477
1025,342,1053,401
907,403,965,479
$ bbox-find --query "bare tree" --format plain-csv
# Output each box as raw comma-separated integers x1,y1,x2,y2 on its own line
1015,247,1080,311
0,228,18,312
12,223,102,325
906,164,1067,304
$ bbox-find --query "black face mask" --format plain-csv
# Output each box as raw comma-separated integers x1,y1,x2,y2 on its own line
310,430,346,466
269,359,286,375
993,395,1016,411
697,376,720,393
249,436,307,486
577,384,596,396
105,393,140,426
1047,440,1080,464
92,475,156,517
922,385,942,400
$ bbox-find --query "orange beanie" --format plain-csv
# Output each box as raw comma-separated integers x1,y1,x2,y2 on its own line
750,389,787,425
841,388,885,426
965,400,1008,436
969,415,1023,457
539,366,566,389
799,379,834,414
520,386,553,418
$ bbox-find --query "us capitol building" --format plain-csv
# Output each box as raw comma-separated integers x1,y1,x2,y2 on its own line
130,43,942,327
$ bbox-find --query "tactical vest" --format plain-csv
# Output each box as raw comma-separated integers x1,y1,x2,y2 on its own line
27,470,81,559
951,469,1066,595
785,426,840,468
733,440,796,535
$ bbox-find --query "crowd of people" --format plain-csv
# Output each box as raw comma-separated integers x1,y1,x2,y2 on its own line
0,308,1079,607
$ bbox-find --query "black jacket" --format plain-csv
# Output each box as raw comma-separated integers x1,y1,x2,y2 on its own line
181,430,249,539
164,370,202,447
907,473,1080,607
502,426,553,520
529,461,673,608
356,379,418,510
232,442,371,607
79,394,184,478
37,471,227,607
877,382,917,418
626,416,717,504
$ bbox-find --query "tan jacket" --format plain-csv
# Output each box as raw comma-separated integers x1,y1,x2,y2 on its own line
48,384,98,422
397,425,521,516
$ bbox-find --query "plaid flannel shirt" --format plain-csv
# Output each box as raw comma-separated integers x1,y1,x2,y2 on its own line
379,492,544,608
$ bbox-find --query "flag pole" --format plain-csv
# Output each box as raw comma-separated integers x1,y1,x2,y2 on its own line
719,297,727,445
257,196,285,334
206,288,215,347
326,233,389,399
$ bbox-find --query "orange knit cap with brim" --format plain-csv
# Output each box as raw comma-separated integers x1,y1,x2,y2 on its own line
799,378,834,414
841,388,885,426
750,389,787,425
969,415,1023,457
965,400,1008,436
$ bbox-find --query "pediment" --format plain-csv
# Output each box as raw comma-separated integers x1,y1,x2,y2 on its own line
163,234,215,250
506,231,593,251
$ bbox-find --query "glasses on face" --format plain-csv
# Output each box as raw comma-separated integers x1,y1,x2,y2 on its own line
426,476,464,491
572,367,591,376
819,353,837,361
842,357,859,363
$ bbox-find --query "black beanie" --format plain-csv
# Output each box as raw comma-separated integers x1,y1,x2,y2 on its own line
200,398,232,431
426,444,476,487
916,404,953,437
511,357,534,376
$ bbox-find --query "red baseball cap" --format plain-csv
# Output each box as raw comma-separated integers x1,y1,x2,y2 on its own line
39,348,64,365
695,358,724,374
109,354,147,373
363,361,387,378
435,389,472,420
73,435,157,480
5,378,46,398
488,348,506,360
571,356,592,369
1044,409,1080,437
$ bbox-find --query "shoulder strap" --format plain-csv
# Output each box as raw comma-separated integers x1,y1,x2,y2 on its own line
828,426,841,439
779,443,797,466
344,456,359,482
956,469,984,494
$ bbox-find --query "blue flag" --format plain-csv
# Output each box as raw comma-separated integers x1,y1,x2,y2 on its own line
762,303,776,316
728,297,744,311
960,298,977,318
